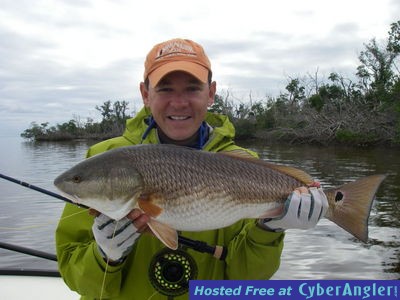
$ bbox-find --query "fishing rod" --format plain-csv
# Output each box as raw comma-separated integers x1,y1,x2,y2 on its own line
0,173,227,260
0,241,57,262
0,173,88,209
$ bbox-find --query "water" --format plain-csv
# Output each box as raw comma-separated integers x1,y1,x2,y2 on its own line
240,141,400,280
0,137,94,271
0,136,399,279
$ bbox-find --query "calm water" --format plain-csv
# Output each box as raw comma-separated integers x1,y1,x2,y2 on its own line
0,136,399,279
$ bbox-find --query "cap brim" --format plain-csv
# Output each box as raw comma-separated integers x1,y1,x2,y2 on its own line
148,61,209,87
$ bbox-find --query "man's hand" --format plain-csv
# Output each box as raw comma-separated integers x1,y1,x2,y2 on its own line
92,209,150,263
260,187,329,232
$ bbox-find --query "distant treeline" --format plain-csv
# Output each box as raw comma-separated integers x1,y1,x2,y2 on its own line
22,21,400,147
21,100,130,141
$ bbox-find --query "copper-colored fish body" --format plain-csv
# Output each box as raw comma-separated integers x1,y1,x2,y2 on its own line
54,144,386,249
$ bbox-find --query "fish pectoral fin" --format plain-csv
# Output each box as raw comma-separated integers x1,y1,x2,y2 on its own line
258,206,284,219
138,194,177,249
148,219,178,250
138,193,163,217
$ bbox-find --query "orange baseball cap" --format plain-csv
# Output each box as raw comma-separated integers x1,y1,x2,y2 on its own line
144,38,212,87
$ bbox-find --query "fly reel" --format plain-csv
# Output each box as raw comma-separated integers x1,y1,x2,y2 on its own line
148,247,197,297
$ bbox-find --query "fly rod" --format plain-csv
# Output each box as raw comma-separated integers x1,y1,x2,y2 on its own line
0,173,227,260
0,241,57,262
0,173,89,209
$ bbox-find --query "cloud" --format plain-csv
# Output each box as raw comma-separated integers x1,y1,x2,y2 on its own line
204,23,367,97
0,22,143,135
389,0,400,21
0,0,398,137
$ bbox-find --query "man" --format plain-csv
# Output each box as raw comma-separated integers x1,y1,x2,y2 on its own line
56,38,328,300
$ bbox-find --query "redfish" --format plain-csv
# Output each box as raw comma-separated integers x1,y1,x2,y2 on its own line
54,144,386,249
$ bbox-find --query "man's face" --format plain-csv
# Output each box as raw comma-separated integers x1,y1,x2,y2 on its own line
140,71,216,141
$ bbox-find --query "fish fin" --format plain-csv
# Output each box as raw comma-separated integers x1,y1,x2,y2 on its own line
269,164,314,185
220,149,258,159
325,174,386,242
138,193,163,217
147,219,178,250
220,150,313,185
137,193,178,249
258,206,284,219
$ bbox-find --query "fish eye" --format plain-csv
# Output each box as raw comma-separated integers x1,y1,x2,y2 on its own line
72,175,81,183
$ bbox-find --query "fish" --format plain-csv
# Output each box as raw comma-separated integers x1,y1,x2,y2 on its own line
54,144,386,250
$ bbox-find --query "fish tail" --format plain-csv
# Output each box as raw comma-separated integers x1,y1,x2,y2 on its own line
324,174,386,242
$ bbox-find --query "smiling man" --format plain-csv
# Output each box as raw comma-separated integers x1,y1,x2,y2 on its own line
55,38,328,300
140,38,216,147
140,71,215,145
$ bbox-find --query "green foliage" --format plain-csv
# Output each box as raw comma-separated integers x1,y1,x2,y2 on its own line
308,94,324,112
387,20,400,54
96,100,130,132
21,100,132,141
232,118,256,140
21,122,48,140
355,22,400,110
57,120,78,135
285,78,305,104
335,129,378,146
209,94,225,114
335,129,360,142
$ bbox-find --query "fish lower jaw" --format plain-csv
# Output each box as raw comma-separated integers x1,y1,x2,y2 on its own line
56,190,81,204
77,197,137,220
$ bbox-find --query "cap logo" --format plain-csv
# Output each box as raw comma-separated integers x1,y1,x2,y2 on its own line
156,41,196,61
144,38,211,85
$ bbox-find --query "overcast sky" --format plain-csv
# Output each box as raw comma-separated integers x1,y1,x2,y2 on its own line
1,0,399,137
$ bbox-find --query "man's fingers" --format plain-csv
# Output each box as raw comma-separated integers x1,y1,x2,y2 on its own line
133,214,150,233
299,193,312,221
126,208,143,220
88,208,100,217
295,186,309,195
308,181,321,188
126,209,151,232
309,187,329,220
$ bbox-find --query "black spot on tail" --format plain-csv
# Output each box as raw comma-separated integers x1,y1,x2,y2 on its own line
335,191,344,202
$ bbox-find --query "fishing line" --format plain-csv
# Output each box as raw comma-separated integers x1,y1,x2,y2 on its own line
1,173,230,299
0,207,89,231
0,208,88,263
0,173,228,260
2,172,227,298
0,222,59,231
59,208,91,221
99,219,120,300
146,290,160,300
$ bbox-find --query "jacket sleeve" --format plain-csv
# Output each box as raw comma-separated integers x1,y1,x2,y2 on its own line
225,220,284,279
55,203,125,298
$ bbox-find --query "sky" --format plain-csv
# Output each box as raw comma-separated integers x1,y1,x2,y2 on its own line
1,0,399,137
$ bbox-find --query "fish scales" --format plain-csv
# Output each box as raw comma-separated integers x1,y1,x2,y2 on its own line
127,145,301,204
106,145,303,230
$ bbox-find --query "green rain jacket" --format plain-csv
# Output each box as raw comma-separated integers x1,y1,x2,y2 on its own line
56,107,284,300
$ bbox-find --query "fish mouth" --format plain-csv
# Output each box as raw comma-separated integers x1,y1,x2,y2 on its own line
56,189,81,204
